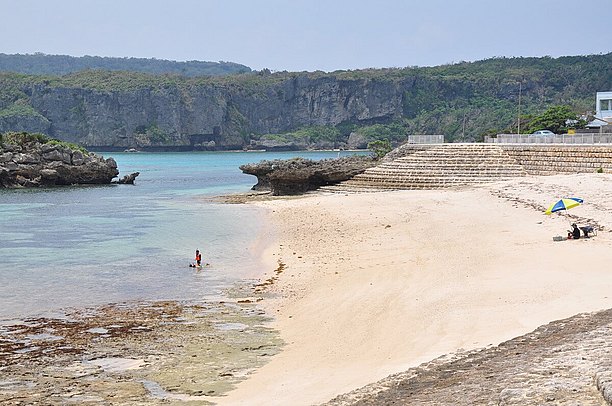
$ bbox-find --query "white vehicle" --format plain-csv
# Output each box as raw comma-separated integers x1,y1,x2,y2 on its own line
532,130,555,136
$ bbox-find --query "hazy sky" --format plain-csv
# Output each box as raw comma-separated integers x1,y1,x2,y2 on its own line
1,0,610,72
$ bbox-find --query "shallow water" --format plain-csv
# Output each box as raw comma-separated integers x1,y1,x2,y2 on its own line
0,150,361,319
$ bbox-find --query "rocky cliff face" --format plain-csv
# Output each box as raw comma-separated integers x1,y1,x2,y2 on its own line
1,53,607,149
236,76,405,134
0,134,119,187
0,73,411,150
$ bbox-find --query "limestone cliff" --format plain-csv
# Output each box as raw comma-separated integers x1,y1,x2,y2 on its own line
0,53,609,149
0,73,406,150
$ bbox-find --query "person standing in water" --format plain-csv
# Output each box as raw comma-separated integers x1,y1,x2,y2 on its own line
195,249,202,267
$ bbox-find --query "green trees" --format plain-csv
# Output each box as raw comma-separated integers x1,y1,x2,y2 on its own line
521,105,587,134
367,140,392,158
0,53,251,76
351,122,408,144
1,131,88,152
1,131,49,145
260,126,341,145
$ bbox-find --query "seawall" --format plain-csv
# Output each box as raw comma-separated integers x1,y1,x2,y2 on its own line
500,144,612,175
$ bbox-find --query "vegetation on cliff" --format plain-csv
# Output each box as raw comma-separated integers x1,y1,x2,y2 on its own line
0,53,609,149
0,53,251,77
1,131,87,153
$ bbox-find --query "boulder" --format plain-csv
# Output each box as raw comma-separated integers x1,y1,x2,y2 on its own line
61,151,72,164
72,150,84,165
41,143,57,153
42,149,65,161
13,153,40,164
0,152,13,163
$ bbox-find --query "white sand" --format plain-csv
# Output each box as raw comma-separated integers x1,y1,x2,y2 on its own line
217,173,612,406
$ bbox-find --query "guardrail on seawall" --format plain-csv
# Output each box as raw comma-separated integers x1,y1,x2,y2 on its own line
406,134,444,144
485,133,612,144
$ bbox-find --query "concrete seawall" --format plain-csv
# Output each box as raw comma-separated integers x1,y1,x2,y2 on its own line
320,143,612,193
500,144,612,175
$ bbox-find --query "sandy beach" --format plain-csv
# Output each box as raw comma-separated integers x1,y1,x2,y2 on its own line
217,173,612,405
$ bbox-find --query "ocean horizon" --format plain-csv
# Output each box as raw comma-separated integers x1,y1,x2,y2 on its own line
0,150,363,320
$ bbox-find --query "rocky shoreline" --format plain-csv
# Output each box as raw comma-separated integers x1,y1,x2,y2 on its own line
0,132,119,188
239,155,377,195
0,281,281,405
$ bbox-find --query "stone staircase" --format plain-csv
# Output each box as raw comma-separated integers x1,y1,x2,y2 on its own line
321,144,527,192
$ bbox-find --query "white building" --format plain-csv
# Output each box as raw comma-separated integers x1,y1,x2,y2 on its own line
588,91,612,127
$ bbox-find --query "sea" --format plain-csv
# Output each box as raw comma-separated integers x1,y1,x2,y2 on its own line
0,150,361,320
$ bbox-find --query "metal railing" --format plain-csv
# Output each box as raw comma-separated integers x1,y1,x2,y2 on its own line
484,133,612,144
406,134,444,144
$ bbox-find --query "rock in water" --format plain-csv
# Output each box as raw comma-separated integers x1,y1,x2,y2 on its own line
0,132,120,188
113,172,140,185
240,155,377,195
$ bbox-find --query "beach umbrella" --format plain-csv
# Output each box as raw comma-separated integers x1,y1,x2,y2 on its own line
545,197,583,215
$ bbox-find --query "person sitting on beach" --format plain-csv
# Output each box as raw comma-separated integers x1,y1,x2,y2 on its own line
571,224,581,240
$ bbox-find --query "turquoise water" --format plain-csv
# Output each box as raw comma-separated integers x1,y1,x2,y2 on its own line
0,150,363,319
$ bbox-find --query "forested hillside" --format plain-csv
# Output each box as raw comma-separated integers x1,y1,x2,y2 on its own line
0,53,610,150
0,53,251,76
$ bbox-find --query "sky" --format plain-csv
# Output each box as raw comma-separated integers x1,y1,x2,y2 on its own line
1,0,610,72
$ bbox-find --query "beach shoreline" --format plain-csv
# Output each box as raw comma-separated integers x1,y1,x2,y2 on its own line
3,173,612,404
0,288,282,404
216,173,612,405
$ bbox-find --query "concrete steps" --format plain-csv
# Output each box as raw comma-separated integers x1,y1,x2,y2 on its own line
322,144,527,192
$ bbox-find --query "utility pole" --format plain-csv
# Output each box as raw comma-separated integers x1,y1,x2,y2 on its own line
517,81,522,135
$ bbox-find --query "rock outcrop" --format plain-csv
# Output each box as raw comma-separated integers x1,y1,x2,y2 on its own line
240,155,377,195
0,133,119,188
112,172,140,185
